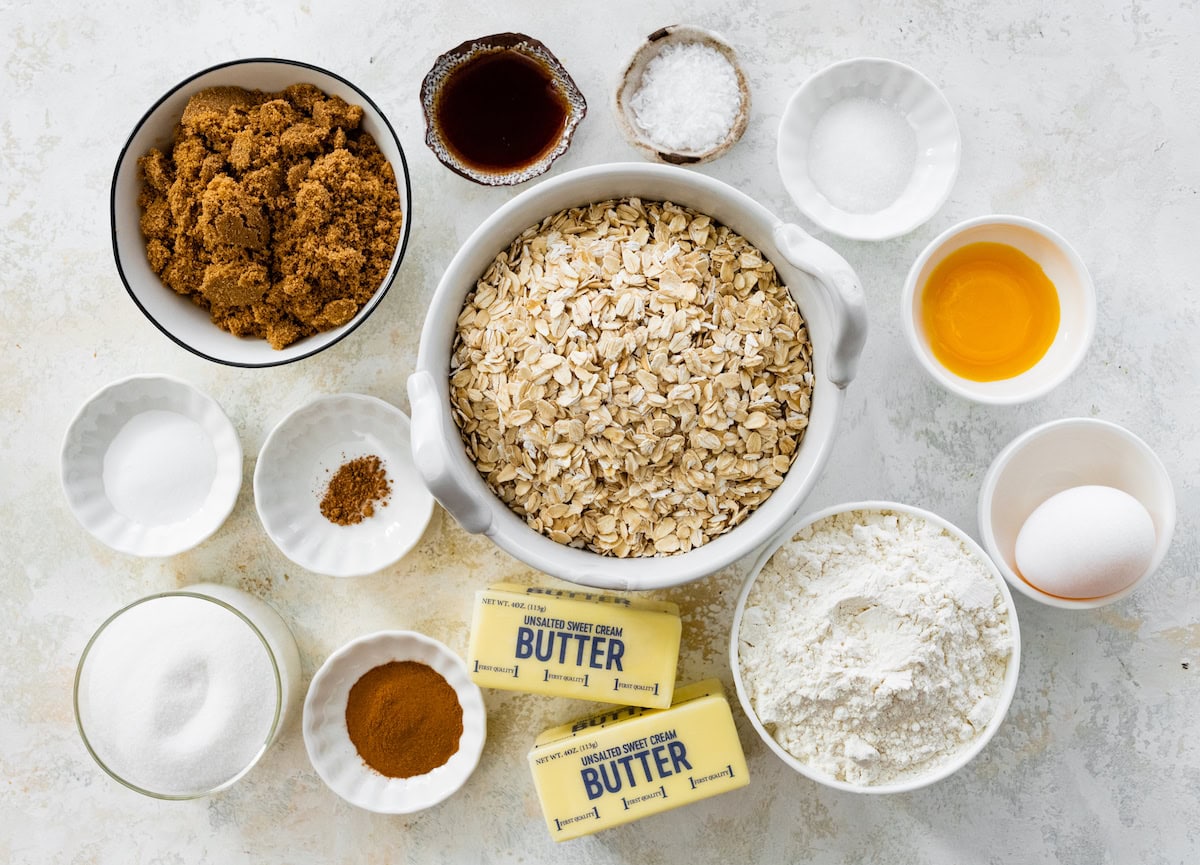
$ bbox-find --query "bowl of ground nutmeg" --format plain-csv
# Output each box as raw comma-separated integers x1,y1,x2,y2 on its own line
254,393,434,576
112,58,412,366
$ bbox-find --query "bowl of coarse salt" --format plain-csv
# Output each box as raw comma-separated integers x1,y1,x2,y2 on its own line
730,501,1020,793
615,25,751,164
778,58,961,241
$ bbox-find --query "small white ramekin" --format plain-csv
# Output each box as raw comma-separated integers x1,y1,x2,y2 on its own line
60,374,242,557
777,57,961,241
254,394,434,578
730,500,1021,794
303,630,486,814
901,214,1096,404
978,418,1176,609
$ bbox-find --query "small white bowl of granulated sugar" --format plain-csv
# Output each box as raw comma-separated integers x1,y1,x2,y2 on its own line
730,501,1020,793
778,58,961,240
616,25,751,164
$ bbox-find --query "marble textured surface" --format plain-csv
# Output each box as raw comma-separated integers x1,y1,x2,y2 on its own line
2,0,1198,862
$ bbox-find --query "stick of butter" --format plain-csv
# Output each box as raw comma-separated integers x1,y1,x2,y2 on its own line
528,679,750,841
467,582,681,708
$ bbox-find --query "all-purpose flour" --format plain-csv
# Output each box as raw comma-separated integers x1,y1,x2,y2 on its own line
738,509,1013,786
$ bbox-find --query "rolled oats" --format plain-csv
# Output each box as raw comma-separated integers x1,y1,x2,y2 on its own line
450,198,814,557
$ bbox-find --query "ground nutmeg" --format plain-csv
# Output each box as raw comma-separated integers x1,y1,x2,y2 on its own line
319,455,391,526
345,661,463,778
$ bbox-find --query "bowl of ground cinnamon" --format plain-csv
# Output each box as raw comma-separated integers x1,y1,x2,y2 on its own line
254,393,434,576
302,630,486,814
111,58,412,366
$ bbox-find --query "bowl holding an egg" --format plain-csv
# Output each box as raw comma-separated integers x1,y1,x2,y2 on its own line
112,57,413,367
978,417,1176,609
902,215,1096,404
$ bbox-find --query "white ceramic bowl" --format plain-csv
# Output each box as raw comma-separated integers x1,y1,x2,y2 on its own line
111,58,413,367
901,215,1096,403
730,500,1021,794
303,630,486,814
60,374,242,556
777,57,960,241
978,418,1176,609
254,394,434,577
615,24,751,164
408,162,868,591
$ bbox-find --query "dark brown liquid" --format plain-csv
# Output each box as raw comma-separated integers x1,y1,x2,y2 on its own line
436,51,569,172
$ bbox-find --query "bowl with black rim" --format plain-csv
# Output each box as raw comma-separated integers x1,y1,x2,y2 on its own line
111,57,413,367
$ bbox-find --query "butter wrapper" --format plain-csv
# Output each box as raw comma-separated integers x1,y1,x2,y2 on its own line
528,679,750,841
468,582,681,708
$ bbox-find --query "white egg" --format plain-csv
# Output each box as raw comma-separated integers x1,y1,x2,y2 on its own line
1014,485,1156,599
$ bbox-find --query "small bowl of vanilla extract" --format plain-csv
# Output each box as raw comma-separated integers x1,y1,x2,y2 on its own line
420,33,588,186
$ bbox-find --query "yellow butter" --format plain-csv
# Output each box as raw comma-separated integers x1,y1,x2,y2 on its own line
528,679,750,841
467,582,681,708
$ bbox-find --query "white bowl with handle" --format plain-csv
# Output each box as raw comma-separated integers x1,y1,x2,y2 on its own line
408,162,867,590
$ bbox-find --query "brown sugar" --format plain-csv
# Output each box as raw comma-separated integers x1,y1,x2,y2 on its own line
319,454,391,526
137,83,403,349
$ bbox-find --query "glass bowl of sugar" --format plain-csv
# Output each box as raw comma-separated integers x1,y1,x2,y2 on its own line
74,584,302,799
777,58,961,241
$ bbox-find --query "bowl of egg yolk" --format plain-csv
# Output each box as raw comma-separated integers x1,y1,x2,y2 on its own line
901,215,1096,404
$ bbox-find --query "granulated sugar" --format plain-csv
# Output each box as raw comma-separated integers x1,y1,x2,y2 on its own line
77,594,278,795
102,409,216,525
807,97,917,213
629,42,741,153
738,509,1012,786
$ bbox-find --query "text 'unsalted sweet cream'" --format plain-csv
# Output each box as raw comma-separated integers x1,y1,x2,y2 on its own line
527,679,750,841
467,582,681,708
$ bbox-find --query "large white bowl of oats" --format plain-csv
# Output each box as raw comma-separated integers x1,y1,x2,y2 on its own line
409,162,867,590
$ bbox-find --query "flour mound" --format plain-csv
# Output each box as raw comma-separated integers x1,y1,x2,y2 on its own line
738,509,1012,786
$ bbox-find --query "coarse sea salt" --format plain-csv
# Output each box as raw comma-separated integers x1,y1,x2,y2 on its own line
807,96,917,214
629,42,741,153
102,409,216,525
77,594,278,795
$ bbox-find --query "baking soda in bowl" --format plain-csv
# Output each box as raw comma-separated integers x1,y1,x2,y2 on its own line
75,587,299,797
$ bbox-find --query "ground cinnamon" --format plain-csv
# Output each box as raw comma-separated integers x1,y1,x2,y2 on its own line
319,455,390,525
345,661,463,778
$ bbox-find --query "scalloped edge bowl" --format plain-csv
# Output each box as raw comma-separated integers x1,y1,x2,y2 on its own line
303,630,486,813
254,394,434,577
60,374,242,557
420,33,586,186
778,57,960,240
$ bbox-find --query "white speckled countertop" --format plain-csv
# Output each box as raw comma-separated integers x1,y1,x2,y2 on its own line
3,0,1198,861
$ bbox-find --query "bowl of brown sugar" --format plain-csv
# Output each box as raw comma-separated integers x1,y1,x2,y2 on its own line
112,58,412,367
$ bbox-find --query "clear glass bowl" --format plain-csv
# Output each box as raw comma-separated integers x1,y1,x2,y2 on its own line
74,587,298,799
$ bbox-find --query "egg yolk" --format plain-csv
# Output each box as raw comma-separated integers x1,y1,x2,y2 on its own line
920,242,1060,381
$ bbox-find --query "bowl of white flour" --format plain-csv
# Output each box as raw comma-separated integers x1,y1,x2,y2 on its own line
730,502,1020,792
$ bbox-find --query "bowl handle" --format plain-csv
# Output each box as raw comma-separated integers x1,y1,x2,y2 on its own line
772,223,868,388
407,370,493,535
